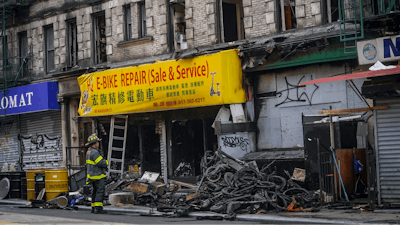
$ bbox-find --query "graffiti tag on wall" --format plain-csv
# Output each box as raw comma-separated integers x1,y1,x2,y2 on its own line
20,134,62,153
221,136,250,151
276,75,319,107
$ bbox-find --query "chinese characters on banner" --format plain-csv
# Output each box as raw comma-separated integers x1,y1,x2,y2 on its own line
77,49,245,116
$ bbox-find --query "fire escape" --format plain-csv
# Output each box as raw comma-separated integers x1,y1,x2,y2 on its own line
0,0,30,95
339,0,400,53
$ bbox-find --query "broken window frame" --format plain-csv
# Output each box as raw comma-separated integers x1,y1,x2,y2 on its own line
45,25,55,73
171,1,186,51
92,12,107,64
329,0,339,23
18,31,28,78
278,0,297,31
67,19,78,67
219,0,245,43
139,2,147,38
124,4,132,41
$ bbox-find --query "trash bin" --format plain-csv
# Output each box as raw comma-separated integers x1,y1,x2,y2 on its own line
45,169,68,200
27,169,45,201
0,172,26,199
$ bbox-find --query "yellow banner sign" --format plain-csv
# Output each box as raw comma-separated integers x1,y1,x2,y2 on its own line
78,49,245,116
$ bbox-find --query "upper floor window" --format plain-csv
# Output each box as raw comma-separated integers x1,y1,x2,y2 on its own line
221,0,244,42
45,25,55,73
328,0,339,23
125,5,132,40
67,19,78,67
18,31,28,78
93,12,107,64
3,35,8,67
139,2,147,38
278,0,297,31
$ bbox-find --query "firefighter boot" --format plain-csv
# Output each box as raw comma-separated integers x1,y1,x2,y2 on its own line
91,207,95,213
94,207,107,214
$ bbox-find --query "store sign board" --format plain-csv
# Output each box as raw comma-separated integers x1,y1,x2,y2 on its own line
358,35,400,65
77,50,246,116
0,82,60,116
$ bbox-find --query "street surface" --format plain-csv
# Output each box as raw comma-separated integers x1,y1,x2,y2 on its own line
0,205,264,224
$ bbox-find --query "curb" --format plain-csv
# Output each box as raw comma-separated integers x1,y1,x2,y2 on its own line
79,205,365,224
0,199,29,205
0,200,370,224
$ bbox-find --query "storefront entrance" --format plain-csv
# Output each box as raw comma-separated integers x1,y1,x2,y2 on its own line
140,123,161,173
100,120,160,176
170,117,217,182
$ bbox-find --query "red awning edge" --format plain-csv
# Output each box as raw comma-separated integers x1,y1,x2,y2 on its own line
298,66,400,86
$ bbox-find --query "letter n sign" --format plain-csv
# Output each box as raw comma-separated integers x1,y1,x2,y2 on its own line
384,37,400,58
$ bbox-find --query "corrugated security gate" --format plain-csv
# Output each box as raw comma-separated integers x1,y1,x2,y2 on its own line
20,111,62,170
375,103,400,204
0,115,20,170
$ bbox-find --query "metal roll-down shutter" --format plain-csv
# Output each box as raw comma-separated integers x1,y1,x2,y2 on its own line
20,111,62,170
375,103,400,204
0,115,20,170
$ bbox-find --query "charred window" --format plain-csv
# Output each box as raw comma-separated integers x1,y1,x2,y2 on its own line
221,0,244,42
125,5,132,40
18,31,28,78
331,0,339,22
45,25,55,73
67,19,78,67
279,0,296,30
172,1,187,50
93,13,107,64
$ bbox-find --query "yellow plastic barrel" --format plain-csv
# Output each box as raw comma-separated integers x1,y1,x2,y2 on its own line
27,169,45,201
45,169,68,200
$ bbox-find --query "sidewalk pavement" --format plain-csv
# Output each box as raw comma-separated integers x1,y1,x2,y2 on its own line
1,199,399,224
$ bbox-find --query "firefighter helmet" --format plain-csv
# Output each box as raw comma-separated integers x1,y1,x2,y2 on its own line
85,134,101,146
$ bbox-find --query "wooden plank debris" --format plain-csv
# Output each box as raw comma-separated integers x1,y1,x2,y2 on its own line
318,106,388,115
169,180,198,189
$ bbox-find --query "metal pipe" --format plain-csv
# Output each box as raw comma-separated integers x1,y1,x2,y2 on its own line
364,135,372,204
329,105,337,201
373,109,382,205
160,120,168,184
317,138,324,206
3,0,7,103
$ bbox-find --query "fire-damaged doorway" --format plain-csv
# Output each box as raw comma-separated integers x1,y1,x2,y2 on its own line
170,118,217,183
139,123,161,173
100,120,160,176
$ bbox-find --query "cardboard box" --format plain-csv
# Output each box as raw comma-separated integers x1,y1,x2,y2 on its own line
130,183,149,194
149,182,166,195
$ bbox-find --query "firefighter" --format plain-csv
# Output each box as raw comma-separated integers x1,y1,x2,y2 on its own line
85,134,108,214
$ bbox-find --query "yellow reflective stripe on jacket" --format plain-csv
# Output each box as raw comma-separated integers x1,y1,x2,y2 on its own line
106,160,109,166
86,173,106,179
86,160,95,165
94,202,103,207
91,203,95,207
94,156,103,164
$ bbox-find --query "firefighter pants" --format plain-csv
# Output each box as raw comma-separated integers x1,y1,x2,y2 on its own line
90,178,105,208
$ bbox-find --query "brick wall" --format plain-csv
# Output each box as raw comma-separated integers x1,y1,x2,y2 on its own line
1,0,326,78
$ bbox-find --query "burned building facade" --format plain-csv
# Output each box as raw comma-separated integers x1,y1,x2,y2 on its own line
1,0,400,204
